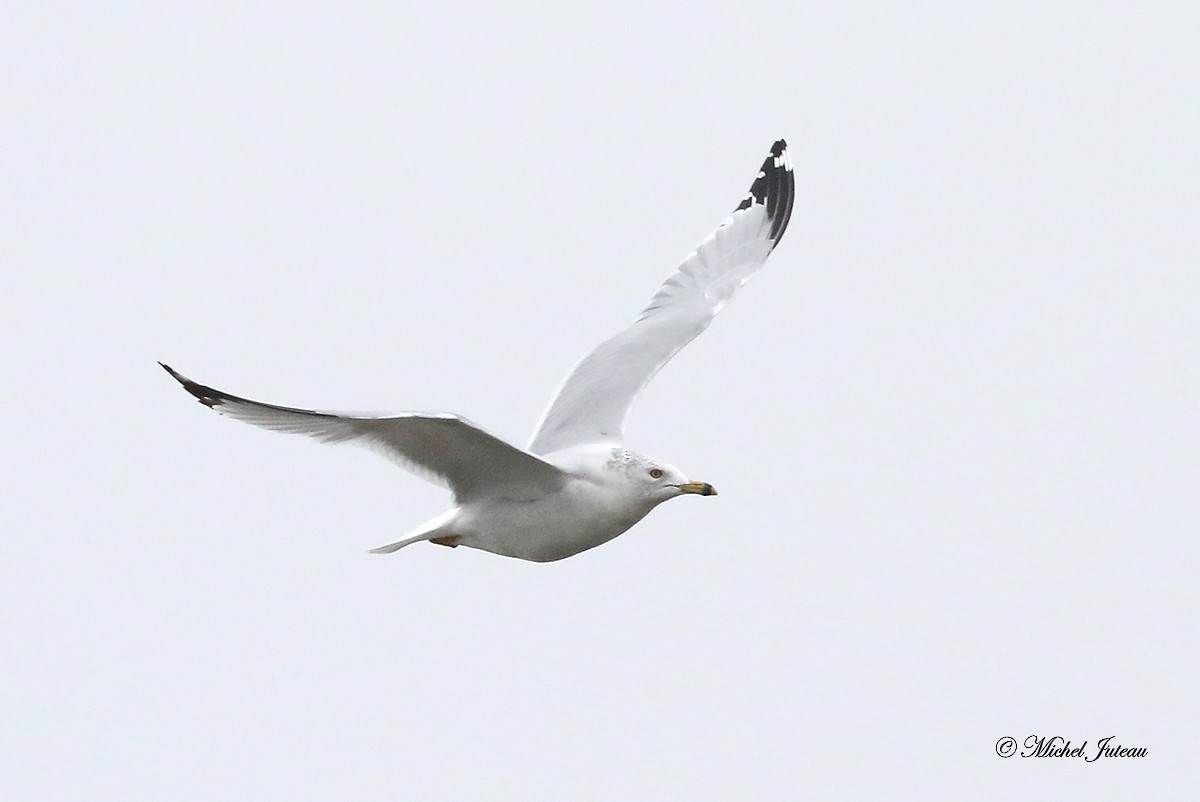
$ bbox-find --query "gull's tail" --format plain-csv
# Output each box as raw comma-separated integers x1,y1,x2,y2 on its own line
369,534,438,554
369,509,459,555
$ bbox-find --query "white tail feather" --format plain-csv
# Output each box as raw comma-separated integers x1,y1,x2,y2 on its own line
369,509,459,555
369,533,438,554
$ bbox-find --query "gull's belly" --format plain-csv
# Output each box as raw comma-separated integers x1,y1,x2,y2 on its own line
455,483,651,563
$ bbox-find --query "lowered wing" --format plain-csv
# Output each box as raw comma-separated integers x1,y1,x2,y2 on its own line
161,363,566,503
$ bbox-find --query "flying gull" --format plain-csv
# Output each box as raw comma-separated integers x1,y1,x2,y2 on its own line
162,140,795,562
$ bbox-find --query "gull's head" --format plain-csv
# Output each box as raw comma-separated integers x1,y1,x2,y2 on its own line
608,449,717,505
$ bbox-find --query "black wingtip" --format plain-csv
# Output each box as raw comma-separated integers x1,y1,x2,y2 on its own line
159,362,223,409
734,139,795,246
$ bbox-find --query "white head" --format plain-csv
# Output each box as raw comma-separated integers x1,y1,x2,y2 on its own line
606,448,717,506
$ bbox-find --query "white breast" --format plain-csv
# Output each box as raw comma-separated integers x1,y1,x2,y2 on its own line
455,473,653,562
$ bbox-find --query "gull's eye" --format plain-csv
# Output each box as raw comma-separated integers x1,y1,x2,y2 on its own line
649,468,664,479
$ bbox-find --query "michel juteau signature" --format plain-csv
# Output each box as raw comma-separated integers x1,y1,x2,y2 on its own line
1022,735,1147,761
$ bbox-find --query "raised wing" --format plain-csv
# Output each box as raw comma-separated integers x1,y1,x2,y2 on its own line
161,363,566,503
527,139,794,456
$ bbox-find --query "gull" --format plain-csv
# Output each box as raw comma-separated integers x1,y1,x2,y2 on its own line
162,140,795,562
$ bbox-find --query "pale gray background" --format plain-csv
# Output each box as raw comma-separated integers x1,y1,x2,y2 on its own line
3,2,1196,799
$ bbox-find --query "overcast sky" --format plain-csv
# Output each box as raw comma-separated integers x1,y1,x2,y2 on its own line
3,2,1197,799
